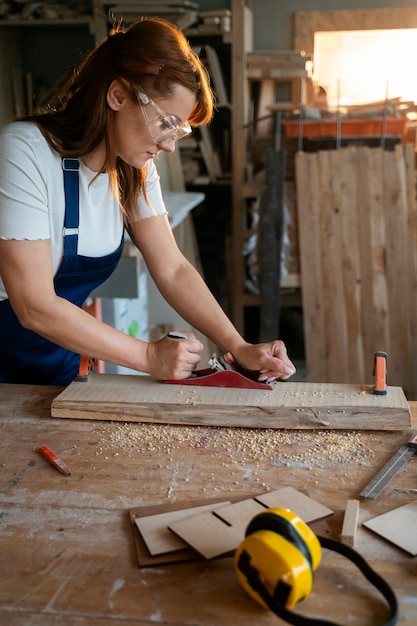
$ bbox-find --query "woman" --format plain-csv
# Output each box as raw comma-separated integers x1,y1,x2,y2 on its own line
0,17,296,385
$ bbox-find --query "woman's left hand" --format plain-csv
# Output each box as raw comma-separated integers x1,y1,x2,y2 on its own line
224,340,296,383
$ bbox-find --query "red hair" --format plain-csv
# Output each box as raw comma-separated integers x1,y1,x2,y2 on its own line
28,18,214,217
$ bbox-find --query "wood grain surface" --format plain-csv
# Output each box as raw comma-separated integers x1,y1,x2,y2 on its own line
50,374,412,430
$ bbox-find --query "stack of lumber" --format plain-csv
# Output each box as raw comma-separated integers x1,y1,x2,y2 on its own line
340,97,417,119
295,143,417,399
246,50,311,80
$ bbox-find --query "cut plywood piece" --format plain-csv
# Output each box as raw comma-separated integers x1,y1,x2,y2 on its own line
134,501,231,556
362,501,417,555
168,488,333,559
202,498,267,530
51,374,412,431
256,486,334,522
169,502,258,560
129,497,241,567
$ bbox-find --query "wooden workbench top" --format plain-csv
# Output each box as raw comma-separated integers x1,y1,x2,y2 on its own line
0,383,416,626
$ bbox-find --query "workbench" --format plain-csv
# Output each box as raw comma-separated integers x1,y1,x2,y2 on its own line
1,383,416,625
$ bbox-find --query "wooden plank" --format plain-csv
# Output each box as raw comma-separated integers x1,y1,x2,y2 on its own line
259,147,286,341
404,144,417,394
383,146,408,391
295,151,326,381
318,150,347,382
255,78,274,136
247,51,311,65
356,147,375,371
367,148,391,358
396,144,414,396
230,0,253,332
50,374,412,430
204,45,230,108
340,499,360,547
338,147,365,382
247,67,307,79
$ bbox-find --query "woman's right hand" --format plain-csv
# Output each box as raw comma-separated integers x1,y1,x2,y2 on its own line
145,332,204,380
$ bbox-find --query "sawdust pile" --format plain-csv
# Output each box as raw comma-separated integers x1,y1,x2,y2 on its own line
94,423,375,469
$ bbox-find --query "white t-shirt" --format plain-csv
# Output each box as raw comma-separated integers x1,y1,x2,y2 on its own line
0,121,167,300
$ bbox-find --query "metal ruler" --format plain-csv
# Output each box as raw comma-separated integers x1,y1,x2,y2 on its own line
359,432,417,499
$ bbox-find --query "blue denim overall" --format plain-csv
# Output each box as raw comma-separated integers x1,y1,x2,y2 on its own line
0,158,123,385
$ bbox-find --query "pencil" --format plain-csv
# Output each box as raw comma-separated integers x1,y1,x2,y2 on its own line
167,331,190,340
38,445,71,476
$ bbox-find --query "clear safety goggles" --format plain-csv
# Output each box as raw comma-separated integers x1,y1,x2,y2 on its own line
137,91,192,144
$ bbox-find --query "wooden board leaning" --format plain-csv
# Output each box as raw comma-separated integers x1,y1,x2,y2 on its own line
50,374,412,430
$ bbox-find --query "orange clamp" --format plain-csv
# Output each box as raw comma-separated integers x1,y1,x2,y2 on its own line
76,355,95,382
373,351,387,395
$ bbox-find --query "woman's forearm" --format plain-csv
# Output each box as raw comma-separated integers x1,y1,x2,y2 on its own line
152,259,247,354
19,294,150,371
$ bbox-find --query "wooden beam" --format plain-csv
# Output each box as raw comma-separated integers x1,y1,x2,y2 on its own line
50,374,412,430
340,499,360,547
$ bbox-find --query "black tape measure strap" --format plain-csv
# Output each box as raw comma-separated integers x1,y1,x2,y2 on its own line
249,535,398,626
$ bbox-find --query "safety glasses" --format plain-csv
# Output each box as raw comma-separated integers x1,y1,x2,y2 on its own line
137,91,192,144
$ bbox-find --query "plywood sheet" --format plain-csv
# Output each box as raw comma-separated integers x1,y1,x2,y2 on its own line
362,501,417,555
51,373,411,430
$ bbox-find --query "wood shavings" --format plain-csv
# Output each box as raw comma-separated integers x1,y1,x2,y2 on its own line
93,423,375,469
281,387,372,402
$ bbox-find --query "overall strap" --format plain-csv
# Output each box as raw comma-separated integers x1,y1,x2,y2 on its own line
62,158,80,256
